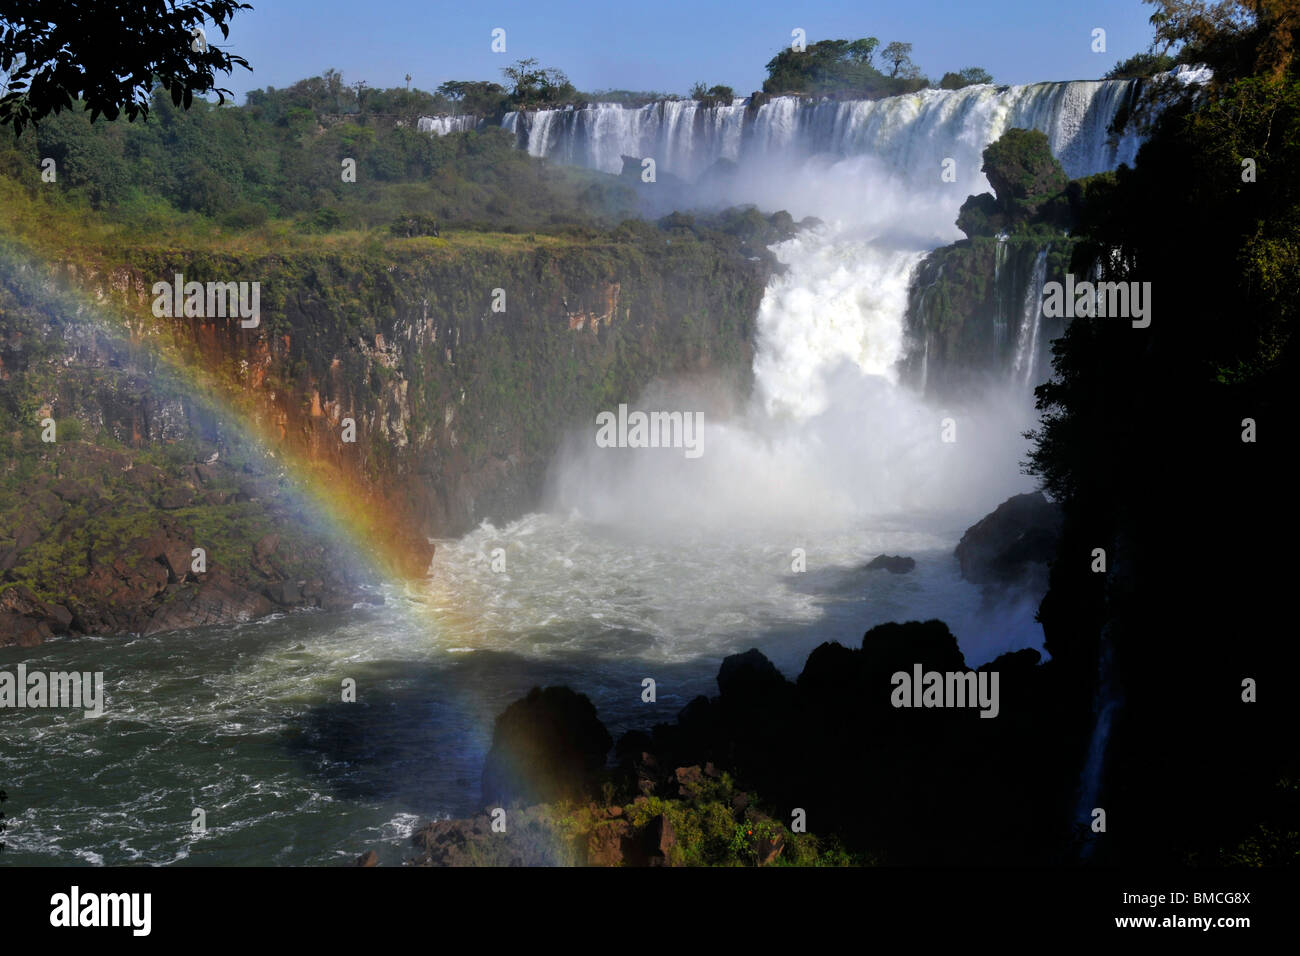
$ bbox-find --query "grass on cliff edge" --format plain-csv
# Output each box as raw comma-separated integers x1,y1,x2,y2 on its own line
0,176,583,264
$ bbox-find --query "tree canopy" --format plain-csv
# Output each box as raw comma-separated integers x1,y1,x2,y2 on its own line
761,37,929,97
0,0,253,135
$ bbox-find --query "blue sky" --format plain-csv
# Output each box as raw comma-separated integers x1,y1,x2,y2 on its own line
216,0,1160,102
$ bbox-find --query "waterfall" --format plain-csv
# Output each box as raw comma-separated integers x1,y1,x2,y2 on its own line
1076,625,1120,860
499,79,1147,184
416,115,483,135
993,237,1010,352
1011,248,1049,387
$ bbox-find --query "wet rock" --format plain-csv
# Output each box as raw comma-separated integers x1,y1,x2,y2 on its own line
866,554,916,574
143,570,274,635
481,686,613,807
0,585,72,638
263,579,302,606
317,586,361,612
955,491,1062,591
0,612,53,647
355,850,379,867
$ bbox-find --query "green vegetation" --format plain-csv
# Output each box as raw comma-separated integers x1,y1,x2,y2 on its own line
0,0,252,134
939,67,995,89
689,82,736,106
552,771,863,866
0,68,641,239
1104,51,1177,78
759,36,992,99
1022,0,1300,864
957,128,1070,237
761,37,928,97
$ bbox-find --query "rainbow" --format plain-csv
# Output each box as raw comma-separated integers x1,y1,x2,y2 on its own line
0,228,486,640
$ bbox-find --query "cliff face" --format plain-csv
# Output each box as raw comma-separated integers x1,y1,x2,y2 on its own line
900,235,1075,399
68,237,763,536
0,231,768,639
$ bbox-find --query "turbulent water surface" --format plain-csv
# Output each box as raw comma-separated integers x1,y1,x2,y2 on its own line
2,78,1161,866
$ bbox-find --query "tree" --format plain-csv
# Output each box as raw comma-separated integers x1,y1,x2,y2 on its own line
845,37,880,67
761,37,913,97
500,57,576,108
980,127,1068,221
1143,0,1300,80
0,0,253,135
1023,0,1300,864
437,80,507,116
881,41,915,78
690,82,735,105
939,67,994,89
1104,51,1176,78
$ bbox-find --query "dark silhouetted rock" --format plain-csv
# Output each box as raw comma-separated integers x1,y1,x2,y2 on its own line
866,554,916,574
646,813,676,865
481,686,613,807
956,492,1062,591
717,648,790,704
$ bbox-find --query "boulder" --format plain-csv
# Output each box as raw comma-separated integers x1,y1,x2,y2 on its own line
955,492,1062,591
263,579,302,606
481,686,613,807
717,648,790,705
0,585,72,639
585,819,632,866
865,554,916,574
143,571,274,635
0,612,53,648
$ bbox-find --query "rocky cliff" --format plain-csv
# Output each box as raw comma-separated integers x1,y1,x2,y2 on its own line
0,227,769,641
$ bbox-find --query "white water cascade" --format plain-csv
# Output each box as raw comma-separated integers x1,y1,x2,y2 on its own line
421,80,1172,684
428,76,1190,683
501,80,1147,185
1012,248,1050,387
